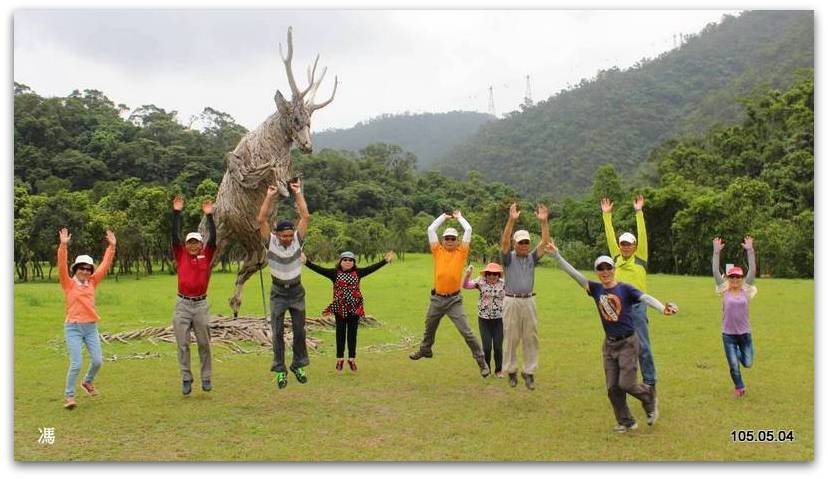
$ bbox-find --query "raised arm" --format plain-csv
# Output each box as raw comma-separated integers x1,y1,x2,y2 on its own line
303,258,337,281
91,231,116,284
600,198,621,258
536,204,550,259
258,185,280,242
742,236,756,285
427,213,449,246
454,210,472,245
57,228,71,290
358,253,391,278
546,241,589,290
290,179,310,241
634,195,648,262
203,199,217,249
171,195,183,246
501,203,519,255
462,265,477,289
712,237,725,287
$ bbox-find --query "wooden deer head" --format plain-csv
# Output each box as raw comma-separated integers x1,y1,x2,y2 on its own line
274,26,338,154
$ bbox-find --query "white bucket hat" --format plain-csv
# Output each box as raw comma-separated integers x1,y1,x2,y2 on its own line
71,255,95,274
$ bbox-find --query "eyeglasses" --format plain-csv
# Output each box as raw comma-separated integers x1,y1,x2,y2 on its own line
443,237,457,241
596,265,614,272
76,266,93,272
517,240,530,245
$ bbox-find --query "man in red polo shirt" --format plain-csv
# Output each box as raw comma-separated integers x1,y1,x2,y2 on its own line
171,195,216,395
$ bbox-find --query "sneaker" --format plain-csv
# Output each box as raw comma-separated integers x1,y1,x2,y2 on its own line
495,371,505,378
613,422,638,433
81,381,99,396
290,365,308,384
335,359,344,371
734,387,746,398
63,397,76,409
409,350,433,360
476,357,491,377
347,359,357,372
275,371,288,389
202,379,212,392
521,372,536,390
646,396,659,426
182,380,192,395
508,373,518,388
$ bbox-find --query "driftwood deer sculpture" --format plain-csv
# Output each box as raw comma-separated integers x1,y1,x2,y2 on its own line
210,27,337,317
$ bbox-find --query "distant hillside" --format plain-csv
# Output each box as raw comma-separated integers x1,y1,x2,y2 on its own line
313,111,494,168
435,10,814,198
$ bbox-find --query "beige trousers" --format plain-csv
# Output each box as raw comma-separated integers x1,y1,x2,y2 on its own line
502,296,539,374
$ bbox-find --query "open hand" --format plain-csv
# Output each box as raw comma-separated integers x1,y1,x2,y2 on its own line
713,237,725,253
105,230,116,246
536,204,548,221
742,236,754,250
509,203,520,221
59,228,71,245
633,195,645,212
172,195,184,211
384,251,397,263
600,198,613,213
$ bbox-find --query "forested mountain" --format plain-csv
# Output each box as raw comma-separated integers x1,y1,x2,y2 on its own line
435,10,814,198
313,111,493,169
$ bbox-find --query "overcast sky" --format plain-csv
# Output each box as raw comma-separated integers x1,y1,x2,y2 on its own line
13,9,739,133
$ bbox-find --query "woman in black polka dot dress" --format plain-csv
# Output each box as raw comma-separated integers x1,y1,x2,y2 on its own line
304,250,395,371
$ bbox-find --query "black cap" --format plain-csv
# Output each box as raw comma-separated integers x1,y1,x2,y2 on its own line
275,220,295,232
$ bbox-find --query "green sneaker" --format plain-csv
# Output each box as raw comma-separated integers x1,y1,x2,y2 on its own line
275,371,288,389
290,365,308,384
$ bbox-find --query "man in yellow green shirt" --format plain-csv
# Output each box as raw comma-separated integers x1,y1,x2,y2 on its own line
601,195,657,392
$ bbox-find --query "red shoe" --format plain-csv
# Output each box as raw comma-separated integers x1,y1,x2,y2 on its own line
347,358,357,371
335,359,344,371
734,387,746,398
81,381,99,396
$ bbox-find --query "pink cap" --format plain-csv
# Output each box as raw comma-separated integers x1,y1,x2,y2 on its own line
726,266,744,277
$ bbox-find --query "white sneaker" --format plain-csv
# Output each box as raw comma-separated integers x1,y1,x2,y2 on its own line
613,422,638,433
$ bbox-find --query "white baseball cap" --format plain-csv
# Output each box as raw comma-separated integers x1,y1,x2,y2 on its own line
442,228,459,238
594,255,615,270
618,232,637,244
185,232,204,243
513,230,531,243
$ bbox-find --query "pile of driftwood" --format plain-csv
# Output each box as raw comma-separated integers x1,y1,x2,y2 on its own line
99,314,381,354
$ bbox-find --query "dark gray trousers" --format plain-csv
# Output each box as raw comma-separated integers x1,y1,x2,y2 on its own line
602,333,655,427
416,293,483,359
270,283,309,373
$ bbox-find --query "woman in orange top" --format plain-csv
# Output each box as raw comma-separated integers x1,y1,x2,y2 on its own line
57,228,116,409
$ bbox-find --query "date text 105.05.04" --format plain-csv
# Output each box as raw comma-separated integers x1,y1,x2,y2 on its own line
731,430,796,442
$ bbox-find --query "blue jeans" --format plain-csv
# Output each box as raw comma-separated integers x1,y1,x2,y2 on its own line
722,333,754,389
64,322,103,397
631,302,656,386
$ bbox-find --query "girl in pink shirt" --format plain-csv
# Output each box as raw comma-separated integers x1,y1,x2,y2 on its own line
57,228,116,409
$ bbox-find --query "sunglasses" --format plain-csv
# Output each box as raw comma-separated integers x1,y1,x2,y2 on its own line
596,265,614,272
485,272,500,276
341,258,355,262
443,237,457,241
727,275,743,279
76,266,93,272
517,240,530,245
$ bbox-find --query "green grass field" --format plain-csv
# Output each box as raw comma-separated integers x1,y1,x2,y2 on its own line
13,253,813,461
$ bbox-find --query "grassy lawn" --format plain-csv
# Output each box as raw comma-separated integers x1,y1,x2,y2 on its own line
13,253,813,461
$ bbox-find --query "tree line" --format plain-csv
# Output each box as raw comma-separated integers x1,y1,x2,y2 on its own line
13,73,813,281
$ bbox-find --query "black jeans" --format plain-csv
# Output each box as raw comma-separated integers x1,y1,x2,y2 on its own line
335,313,360,358
478,317,504,373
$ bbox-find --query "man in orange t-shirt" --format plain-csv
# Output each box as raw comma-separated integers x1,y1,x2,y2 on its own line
409,210,489,377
